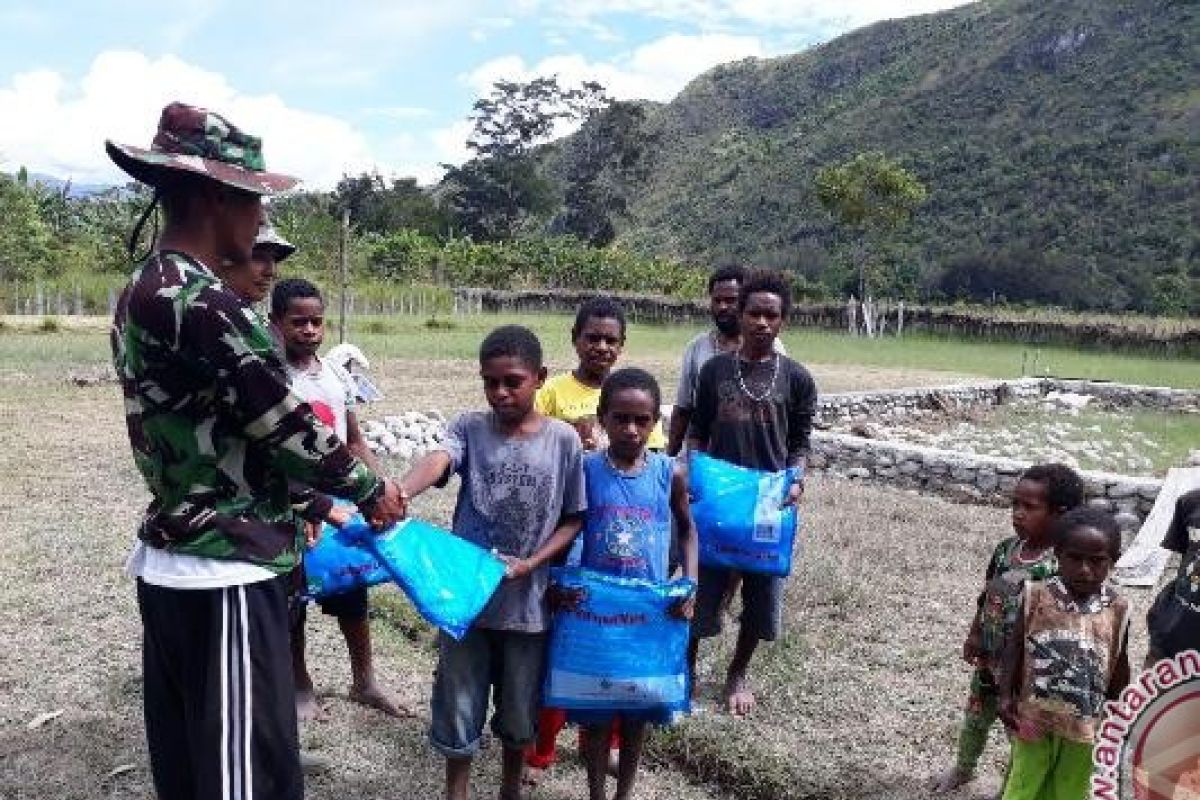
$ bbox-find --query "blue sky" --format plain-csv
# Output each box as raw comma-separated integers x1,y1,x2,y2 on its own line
0,0,969,188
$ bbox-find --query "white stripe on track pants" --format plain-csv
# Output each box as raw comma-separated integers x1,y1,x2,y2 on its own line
137,575,302,800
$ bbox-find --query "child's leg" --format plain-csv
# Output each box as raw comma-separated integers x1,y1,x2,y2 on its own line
1048,737,1094,800
326,588,408,717
524,706,568,779
494,630,548,800
583,721,614,800
933,669,1000,790
445,757,472,800
430,629,493,799
1000,736,1053,800
952,669,1001,781
689,565,732,699
613,719,649,800
719,571,743,617
723,572,784,717
501,746,526,800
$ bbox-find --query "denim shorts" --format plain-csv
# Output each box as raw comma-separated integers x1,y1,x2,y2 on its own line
429,627,547,757
691,565,784,642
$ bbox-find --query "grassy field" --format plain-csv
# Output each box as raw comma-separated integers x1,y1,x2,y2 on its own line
1,314,1174,800
5,311,1200,388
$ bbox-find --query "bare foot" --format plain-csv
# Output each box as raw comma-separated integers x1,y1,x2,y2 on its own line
521,765,545,788
929,765,974,793
348,682,413,718
295,686,323,722
723,674,755,718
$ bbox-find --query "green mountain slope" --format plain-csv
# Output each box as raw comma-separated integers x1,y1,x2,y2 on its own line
549,0,1199,313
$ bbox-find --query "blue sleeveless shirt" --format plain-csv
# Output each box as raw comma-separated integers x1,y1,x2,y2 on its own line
579,451,674,583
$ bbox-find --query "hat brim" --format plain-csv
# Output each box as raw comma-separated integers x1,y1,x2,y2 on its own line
256,241,296,262
254,223,296,262
105,140,299,196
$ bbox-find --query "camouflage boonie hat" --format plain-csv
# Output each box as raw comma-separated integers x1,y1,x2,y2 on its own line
105,102,298,195
254,217,296,261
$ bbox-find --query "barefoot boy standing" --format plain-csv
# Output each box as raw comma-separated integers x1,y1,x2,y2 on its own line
399,325,586,800
269,277,407,721
686,269,817,717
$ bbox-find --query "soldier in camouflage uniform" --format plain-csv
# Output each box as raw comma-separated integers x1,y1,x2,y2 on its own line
106,102,404,800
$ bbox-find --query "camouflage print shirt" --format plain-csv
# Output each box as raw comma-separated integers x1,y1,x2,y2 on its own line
967,536,1059,671
111,250,382,573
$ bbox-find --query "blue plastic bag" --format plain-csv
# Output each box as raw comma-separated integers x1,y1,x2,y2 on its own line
688,451,801,577
544,568,693,716
304,513,506,640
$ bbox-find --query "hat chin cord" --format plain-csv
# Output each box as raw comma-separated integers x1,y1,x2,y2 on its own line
127,188,163,262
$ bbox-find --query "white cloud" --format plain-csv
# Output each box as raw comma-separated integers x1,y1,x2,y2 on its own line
0,50,382,189
363,105,434,120
465,32,765,104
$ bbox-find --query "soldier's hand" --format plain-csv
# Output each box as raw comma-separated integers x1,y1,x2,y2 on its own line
325,505,354,528
365,479,406,530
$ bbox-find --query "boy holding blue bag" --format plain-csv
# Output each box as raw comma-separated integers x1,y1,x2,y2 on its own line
398,325,586,800
552,367,698,800
686,269,817,718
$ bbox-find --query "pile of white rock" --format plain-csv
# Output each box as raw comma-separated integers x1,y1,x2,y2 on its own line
361,411,448,461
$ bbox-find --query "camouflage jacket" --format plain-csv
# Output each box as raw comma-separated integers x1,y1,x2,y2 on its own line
111,250,382,573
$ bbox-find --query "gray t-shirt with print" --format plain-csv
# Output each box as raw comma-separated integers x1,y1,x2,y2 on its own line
441,411,586,632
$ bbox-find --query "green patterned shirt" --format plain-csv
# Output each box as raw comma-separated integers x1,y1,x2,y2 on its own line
974,536,1059,665
111,250,381,573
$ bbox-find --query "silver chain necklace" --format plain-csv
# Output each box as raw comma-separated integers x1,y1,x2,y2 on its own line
736,352,779,403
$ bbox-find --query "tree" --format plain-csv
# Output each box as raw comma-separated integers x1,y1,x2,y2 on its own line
816,151,927,307
0,174,53,281
554,101,654,246
333,172,452,237
442,76,609,241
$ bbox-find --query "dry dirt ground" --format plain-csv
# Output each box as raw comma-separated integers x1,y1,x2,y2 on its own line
0,350,1155,800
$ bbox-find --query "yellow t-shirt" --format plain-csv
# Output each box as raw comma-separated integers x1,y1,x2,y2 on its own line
536,372,667,450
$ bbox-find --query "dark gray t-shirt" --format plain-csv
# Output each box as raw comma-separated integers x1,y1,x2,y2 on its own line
690,352,817,472
442,411,586,632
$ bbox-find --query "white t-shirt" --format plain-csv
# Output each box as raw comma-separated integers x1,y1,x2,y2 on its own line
125,543,276,589
287,357,356,442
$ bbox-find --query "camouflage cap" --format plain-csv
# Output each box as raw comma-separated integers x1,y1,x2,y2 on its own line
254,217,296,262
105,102,299,195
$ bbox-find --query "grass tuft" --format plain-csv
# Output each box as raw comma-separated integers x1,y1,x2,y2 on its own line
370,586,437,648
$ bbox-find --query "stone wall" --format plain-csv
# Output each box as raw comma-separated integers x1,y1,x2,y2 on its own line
1047,380,1200,412
806,378,1199,527
815,378,1200,424
808,431,1160,530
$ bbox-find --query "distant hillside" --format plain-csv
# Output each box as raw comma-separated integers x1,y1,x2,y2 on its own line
24,172,114,198
542,0,1200,313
